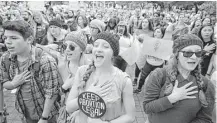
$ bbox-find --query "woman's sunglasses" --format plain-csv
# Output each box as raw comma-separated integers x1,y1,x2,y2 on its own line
62,43,75,51
179,51,203,58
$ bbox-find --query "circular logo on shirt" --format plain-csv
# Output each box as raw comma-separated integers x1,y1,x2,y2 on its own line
78,91,106,118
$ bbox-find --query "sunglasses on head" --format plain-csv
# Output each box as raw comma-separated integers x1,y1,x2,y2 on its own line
179,51,203,58
62,43,75,51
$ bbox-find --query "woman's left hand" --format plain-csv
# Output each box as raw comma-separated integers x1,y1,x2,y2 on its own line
87,118,109,123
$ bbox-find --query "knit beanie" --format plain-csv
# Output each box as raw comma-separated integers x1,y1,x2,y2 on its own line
94,32,120,56
65,31,87,52
49,19,62,28
90,19,106,32
173,34,203,53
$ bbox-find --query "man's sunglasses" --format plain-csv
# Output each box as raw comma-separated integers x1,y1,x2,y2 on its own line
62,43,75,51
179,51,203,58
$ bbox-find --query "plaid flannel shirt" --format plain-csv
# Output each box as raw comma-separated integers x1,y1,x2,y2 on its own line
0,47,60,119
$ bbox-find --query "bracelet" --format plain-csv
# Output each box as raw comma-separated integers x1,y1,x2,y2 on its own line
41,116,49,120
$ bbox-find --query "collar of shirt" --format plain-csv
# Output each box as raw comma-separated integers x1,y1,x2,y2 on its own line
176,72,195,84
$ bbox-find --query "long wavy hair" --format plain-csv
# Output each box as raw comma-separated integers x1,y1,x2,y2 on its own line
76,15,88,28
138,18,154,31
165,51,208,107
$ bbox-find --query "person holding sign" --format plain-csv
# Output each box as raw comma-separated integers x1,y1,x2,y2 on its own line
134,27,166,93
143,34,215,123
66,32,135,123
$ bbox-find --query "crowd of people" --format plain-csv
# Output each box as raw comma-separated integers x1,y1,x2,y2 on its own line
0,1,216,123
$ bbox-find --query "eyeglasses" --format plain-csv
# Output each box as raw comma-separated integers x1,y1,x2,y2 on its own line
179,51,203,58
62,43,75,51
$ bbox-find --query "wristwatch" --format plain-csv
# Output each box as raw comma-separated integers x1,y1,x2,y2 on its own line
41,116,49,120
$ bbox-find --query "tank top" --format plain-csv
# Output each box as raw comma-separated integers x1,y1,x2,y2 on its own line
73,66,129,123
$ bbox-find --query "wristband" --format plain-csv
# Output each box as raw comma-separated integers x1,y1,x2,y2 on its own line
61,87,70,93
41,116,49,120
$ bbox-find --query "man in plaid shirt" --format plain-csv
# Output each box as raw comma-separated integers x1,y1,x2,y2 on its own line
0,20,60,123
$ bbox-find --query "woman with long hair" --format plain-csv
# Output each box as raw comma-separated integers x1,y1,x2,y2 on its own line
143,34,215,123
76,15,88,30
37,31,89,123
197,24,216,76
33,11,49,44
135,18,154,36
105,18,118,34
66,32,135,123
37,31,88,87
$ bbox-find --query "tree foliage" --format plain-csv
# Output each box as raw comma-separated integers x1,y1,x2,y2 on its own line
198,1,216,15
148,1,164,9
83,1,92,8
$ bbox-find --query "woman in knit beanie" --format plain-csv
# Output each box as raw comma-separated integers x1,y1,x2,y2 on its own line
143,34,215,123
38,31,89,122
66,32,135,123
36,31,88,90
56,31,90,123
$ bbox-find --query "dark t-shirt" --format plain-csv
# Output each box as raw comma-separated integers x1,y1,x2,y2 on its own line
201,41,216,76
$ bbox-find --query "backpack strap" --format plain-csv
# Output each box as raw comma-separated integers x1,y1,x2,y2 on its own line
159,67,170,98
4,53,12,81
31,47,44,73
